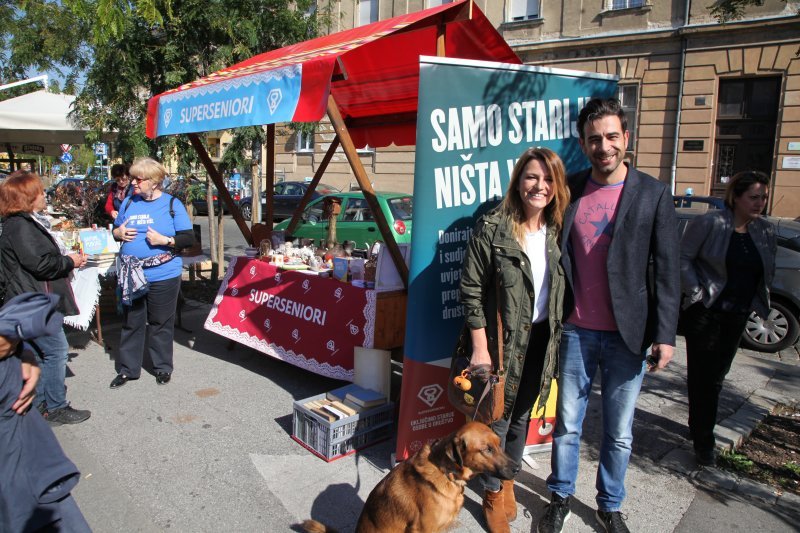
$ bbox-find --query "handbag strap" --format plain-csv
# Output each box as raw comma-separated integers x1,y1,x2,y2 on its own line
495,273,504,374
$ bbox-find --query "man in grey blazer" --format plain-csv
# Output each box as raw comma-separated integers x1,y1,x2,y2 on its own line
537,98,680,533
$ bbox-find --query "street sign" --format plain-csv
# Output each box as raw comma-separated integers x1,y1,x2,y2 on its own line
94,143,107,156
60,144,72,153
52,164,60,172
60,152,73,163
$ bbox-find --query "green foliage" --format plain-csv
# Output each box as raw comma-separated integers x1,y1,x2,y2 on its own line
718,450,754,473
783,461,800,476
71,0,326,164
709,0,788,22
0,0,89,95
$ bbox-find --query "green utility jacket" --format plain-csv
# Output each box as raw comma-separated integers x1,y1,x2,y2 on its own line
460,208,565,420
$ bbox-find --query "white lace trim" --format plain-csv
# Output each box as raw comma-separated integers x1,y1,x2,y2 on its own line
160,64,301,105
204,256,380,380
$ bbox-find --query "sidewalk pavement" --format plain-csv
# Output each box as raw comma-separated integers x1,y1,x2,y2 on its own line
54,299,800,532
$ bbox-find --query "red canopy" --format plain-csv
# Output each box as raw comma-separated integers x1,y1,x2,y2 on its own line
146,1,519,147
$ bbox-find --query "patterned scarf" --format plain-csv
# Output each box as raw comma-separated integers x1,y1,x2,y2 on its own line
117,252,174,305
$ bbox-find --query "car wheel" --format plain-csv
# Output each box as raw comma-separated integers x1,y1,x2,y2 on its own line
741,300,800,353
241,203,252,220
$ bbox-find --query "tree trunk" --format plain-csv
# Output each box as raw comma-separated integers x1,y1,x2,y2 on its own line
216,207,225,279
207,179,218,280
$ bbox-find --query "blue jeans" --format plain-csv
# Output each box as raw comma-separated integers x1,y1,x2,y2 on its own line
546,324,646,512
31,328,70,411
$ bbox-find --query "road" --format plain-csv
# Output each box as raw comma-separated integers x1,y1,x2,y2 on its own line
190,214,254,260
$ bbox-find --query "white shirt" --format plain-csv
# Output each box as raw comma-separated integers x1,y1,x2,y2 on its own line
524,225,550,324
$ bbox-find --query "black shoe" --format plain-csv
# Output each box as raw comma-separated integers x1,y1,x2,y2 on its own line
155,372,171,385
596,510,630,533
47,405,91,425
696,448,716,467
110,374,130,389
537,493,571,533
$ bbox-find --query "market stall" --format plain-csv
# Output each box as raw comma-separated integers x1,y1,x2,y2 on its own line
145,0,520,287
143,0,520,375
205,258,406,380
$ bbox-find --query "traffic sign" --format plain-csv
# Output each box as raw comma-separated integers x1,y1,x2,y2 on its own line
60,152,73,163
94,143,107,156
60,144,72,153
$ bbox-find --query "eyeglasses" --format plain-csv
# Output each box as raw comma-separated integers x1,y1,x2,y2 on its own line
131,176,149,183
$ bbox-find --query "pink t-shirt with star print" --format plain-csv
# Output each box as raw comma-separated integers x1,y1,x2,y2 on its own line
567,178,624,331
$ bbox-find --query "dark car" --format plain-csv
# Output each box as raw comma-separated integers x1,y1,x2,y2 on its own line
239,181,341,221
677,208,800,352
673,195,725,210
191,188,239,216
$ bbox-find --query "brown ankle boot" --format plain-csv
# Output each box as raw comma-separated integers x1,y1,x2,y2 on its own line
482,488,511,533
502,479,517,521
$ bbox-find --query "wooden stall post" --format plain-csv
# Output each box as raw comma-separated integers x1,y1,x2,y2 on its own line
326,95,409,287
264,124,275,235
187,133,252,244
286,136,340,235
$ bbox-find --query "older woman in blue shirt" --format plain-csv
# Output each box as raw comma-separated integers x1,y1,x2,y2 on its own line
110,157,194,388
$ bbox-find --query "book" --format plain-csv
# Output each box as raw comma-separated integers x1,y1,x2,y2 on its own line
326,383,367,403
321,403,348,420
345,387,386,409
329,400,357,417
310,406,337,422
342,399,365,413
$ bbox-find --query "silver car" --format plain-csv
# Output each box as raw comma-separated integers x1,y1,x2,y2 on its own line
677,208,800,353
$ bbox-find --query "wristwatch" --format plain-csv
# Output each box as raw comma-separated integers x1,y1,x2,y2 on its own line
167,237,175,247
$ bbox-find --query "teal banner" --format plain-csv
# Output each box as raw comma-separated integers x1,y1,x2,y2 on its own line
396,56,617,459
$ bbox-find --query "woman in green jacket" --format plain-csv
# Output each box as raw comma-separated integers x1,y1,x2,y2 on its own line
460,147,569,533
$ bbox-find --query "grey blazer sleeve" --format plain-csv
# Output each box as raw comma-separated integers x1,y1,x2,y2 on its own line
651,186,681,346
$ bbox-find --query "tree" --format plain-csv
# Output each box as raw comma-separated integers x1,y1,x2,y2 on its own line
710,0,790,22
0,0,89,98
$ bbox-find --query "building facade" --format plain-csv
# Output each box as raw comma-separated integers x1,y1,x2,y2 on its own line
212,0,799,217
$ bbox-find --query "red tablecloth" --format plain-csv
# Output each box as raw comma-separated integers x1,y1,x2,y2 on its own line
204,257,376,380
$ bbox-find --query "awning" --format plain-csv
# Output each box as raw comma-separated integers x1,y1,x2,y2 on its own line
0,90,111,156
145,0,519,147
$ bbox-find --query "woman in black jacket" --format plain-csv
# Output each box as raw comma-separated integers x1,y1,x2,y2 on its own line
0,171,91,425
680,170,776,466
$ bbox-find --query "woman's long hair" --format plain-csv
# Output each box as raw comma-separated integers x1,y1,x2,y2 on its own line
499,147,570,244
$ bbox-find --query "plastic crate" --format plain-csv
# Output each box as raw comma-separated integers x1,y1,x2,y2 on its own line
292,392,394,462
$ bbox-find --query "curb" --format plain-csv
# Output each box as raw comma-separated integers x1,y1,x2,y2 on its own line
660,385,799,511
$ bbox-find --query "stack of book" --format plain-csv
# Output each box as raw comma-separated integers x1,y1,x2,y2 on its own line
303,384,387,422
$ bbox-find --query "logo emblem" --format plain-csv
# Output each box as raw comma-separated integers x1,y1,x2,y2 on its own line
263,318,272,331
267,89,282,114
249,265,257,278
231,287,239,296
302,279,311,293
275,273,282,284
418,384,443,407
326,340,339,356
238,310,246,322
164,108,172,127
349,324,359,335
291,329,301,343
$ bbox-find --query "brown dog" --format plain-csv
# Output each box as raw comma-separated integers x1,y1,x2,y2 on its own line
302,421,515,533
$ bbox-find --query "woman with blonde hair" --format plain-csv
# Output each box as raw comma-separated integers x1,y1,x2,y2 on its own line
460,147,569,532
110,157,194,388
